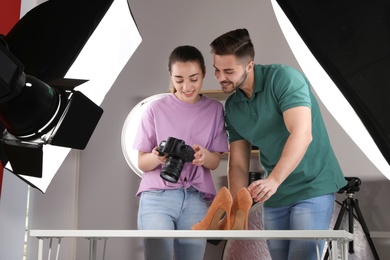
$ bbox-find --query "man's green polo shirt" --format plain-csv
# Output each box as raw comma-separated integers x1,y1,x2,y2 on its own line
225,64,346,207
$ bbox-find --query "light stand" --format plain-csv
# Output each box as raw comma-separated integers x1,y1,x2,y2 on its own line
324,177,379,260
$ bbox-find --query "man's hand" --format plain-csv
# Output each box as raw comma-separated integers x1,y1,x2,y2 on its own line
247,176,280,203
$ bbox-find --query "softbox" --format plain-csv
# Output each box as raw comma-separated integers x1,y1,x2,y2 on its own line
273,0,390,178
1,0,141,192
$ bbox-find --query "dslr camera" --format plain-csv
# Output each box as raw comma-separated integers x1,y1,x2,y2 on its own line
157,137,195,183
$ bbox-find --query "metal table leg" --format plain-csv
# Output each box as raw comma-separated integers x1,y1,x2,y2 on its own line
88,238,98,260
342,239,349,260
37,238,44,260
331,240,338,260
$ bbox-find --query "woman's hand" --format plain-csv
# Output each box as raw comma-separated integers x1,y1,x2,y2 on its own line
192,144,206,166
152,146,167,165
138,147,167,172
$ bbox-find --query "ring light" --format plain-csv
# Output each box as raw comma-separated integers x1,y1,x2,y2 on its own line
121,93,169,177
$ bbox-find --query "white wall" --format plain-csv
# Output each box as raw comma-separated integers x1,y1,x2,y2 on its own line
27,150,79,259
19,0,390,259
0,170,28,260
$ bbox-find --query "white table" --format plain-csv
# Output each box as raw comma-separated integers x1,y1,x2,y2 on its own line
29,229,353,260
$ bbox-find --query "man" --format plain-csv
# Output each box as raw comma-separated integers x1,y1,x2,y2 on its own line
210,28,347,260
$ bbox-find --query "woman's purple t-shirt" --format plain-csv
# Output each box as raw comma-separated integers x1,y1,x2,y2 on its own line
133,93,228,200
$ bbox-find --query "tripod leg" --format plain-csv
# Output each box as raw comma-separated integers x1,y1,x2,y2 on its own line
324,201,348,260
352,199,380,260
348,198,354,253
334,201,348,230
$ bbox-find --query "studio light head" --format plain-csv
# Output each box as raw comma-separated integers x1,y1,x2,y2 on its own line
0,35,103,178
338,177,361,194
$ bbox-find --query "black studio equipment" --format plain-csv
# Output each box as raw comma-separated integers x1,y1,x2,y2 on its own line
276,0,390,166
0,35,103,179
324,177,379,260
0,0,141,193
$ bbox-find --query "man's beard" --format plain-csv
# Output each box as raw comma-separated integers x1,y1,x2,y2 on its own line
235,71,248,91
221,71,247,93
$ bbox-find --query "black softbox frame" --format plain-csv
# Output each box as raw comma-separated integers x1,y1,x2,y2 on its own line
0,0,120,187
276,0,390,165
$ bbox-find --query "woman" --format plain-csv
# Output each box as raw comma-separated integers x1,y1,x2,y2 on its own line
133,45,228,260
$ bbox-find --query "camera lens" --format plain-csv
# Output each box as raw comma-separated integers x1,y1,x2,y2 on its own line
160,157,185,183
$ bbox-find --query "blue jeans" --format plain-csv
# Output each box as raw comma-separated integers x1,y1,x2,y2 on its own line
263,193,335,260
138,187,208,260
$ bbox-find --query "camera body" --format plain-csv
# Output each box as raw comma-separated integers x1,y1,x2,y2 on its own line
157,137,195,183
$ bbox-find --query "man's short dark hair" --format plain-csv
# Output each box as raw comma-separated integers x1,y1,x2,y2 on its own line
210,28,255,61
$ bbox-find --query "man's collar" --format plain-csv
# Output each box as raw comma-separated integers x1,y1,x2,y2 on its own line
253,64,264,93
